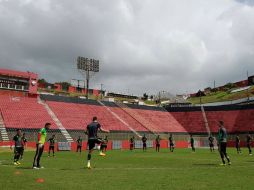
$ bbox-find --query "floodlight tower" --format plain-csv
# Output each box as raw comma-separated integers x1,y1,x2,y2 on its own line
77,57,99,99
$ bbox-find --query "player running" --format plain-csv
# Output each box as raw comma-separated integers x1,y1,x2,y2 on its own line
169,134,174,152
190,135,195,152
235,134,241,154
142,134,147,151
33,123,51,169
246,133,252,156
48,134,56,157
76,136,82,154
11,129,23,165
217,121,231,166
208,135,215,152
85,116,109,169
155,135,161,152
20,132,27,160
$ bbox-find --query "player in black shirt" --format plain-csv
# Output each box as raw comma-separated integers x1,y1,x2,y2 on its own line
129,136,135,151
208,135,215,152
48,135,56,157
190,135,195,152
85,116,109,169
100,136,108,154
155,135,161,152
169,134,174,152
11,129,23,165
20,132,27,160
246,133,252,156
235,134,241,154
142,134,147,151
76,136,82,154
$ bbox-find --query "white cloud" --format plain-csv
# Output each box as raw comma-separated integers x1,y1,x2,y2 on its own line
0,0,254,96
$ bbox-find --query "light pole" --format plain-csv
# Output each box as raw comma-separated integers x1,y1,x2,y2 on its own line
77,57,99,99
100,83,104,100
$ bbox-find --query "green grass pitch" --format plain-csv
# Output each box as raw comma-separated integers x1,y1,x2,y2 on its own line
0,148,254,190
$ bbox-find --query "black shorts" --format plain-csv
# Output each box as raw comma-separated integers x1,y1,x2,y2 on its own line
49,146,54,150
156,144,160,147
220,142,227,153
101,144,107,149
170,143,174,147
14,147,23,155
209,143,214,147
88,138,102,150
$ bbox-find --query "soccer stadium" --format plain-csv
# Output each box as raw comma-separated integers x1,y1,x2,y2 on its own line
1,1,254,190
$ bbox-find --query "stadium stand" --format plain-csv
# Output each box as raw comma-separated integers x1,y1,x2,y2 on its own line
0,95,57,129
234,109,254,132
169,111,206,133
129,109,187,133
46,101,133,131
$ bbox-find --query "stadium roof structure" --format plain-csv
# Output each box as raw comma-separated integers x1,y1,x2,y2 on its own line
0,68,37,79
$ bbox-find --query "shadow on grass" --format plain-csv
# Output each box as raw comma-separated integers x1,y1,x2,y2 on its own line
16,166,34,170
193,163,217,166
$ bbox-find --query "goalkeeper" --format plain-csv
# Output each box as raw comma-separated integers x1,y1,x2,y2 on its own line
32,123,51,169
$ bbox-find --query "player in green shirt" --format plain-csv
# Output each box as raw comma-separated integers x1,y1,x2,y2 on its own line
218,121,231,166
33,123,51,169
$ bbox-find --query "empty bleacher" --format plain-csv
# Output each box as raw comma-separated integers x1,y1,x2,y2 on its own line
0,95,57,130
1,93,254,143
170,111,207,133
46,101,133,131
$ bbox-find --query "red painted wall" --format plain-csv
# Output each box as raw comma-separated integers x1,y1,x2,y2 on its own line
68,86,76,93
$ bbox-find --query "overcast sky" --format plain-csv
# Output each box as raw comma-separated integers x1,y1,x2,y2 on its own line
0,0,254,96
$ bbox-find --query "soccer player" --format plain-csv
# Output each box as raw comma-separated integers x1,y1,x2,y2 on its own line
11,129,23,165
155,135,161,152
33,122,51,169
100,136,108,154
48,134,56,157
190,135,195,152
142,134,147,151
129,136,135,151
169,134,174,152
85,116,109,169
208,135,215,152
76,136,82,154
235,134,241,154
246,132,252,156
218,121,231,166
20,132,27,160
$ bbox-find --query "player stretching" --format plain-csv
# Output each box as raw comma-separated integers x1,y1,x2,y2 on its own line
85,117,109,169
11,129,23,165
235,134,241,154
208,135,215,152
100,136,108,154
155,135,161,152
33,123,51,169
76,136,82,154
169,134,174,152
129,136,135,151
142,134,147,151
246,133,252,156
190,135,195,152
218,121,231,166
20,132,27,160
48,134,56,157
